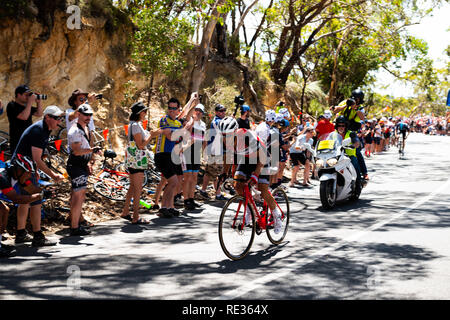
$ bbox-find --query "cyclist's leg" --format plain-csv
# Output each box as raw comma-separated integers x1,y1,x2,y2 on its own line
257,179,276,211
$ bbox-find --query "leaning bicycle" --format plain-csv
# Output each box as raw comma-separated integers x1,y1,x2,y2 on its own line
218,180,290,261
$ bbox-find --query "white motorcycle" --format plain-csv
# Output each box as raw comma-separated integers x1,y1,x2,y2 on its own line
312,132,362,209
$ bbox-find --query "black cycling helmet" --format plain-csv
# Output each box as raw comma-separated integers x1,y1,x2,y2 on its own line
351,89,364,104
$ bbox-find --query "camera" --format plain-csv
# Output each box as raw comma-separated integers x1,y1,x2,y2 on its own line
234,95,245,105
95,94,103,100
32,93,47,100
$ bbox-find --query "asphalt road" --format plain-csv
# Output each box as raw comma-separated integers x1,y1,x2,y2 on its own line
1,132,450,300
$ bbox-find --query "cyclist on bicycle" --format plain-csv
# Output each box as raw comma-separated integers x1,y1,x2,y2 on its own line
218,117,283,234
395,118,410,151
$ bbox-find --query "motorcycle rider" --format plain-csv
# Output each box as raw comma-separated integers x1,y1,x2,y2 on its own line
335,116,362,185
332,89,369,181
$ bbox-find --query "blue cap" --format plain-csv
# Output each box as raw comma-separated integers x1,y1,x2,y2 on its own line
240,104,251,112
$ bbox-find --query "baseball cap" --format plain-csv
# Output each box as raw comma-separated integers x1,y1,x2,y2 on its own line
195,103,205,113
43,105,64,117
77,103,94,115
15,84,32,96
323,110,332,119
215,104,226,112
131,101,148,115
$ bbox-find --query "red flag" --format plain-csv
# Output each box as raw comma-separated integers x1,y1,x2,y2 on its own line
54,139,62,151
142,120,148,130
124,125,129,135
0,151,4,162
103,129,109,140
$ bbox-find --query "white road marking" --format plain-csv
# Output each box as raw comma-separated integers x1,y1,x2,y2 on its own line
215,177,450,300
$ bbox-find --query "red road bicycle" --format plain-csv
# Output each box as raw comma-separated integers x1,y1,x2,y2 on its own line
218,179,290,260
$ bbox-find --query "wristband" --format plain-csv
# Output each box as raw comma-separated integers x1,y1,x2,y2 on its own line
250,174,258,184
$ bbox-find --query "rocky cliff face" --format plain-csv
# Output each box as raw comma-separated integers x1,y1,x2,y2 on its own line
0,4,147,151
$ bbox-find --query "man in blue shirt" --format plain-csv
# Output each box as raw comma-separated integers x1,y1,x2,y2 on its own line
13,105,65,247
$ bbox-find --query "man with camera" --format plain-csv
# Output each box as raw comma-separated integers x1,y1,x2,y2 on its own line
6,85,44,154
12,105,65,247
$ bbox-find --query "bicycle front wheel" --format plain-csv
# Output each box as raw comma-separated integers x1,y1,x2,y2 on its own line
218,195,256,261
94,172,129,201
266,187,290,245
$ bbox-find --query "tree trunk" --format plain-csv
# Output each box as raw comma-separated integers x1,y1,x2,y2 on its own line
328,26,353,106
188,0,226,95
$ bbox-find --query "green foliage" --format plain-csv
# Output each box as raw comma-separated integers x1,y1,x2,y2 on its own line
129,4,194,81
202,77,241,115
121,80,138,109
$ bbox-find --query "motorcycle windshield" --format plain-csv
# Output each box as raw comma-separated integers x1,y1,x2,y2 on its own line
316,132,342,154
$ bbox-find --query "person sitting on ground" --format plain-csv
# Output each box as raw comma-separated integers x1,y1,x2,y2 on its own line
0,156,47,257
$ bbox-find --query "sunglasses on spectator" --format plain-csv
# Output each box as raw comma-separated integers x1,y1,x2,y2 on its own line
337,124,346,128
80,112,92,117
49,115,64,121
78,97,87,102
168,107,179,111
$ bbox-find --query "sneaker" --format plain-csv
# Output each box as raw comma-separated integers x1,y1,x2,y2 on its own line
192,200,202,208
168,208,180,217
80,220,95,228
69,226,91,236
0,246,16,258
32,233,57,247
157,208,173,219
272,209,282,234
15,231,33,245
184,200,195,210
215,194,228,201
198,190,209,199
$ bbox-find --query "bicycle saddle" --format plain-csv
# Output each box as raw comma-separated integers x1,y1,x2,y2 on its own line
104,149,117,159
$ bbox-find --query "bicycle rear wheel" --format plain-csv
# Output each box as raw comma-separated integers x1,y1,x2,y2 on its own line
266,187,290,245
94,172,129,201
218,195,256,261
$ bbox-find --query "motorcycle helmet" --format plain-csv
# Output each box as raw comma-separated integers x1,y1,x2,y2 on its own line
351,88,365,104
